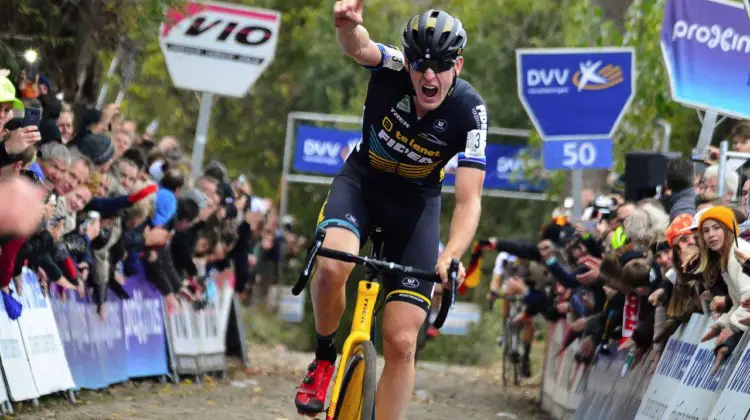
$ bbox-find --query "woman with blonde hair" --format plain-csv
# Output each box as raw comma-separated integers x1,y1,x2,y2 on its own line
696,206,750,369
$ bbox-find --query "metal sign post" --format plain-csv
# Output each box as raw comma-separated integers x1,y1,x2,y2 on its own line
158,1,282,177
660,0,750,159
516,47,636,221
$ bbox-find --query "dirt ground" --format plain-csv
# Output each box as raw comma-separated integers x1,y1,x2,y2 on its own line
11,344,551,420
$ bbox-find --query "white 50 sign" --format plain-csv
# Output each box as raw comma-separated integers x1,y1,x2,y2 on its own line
159,1,281,97
543,139,613,170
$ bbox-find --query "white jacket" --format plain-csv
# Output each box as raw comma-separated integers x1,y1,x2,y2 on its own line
717,238,750,332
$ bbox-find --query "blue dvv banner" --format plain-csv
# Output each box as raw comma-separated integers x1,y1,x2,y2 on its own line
443,144,544,192
661,0,750,119
293,125,361,175
516,47,635,170
293,124,543,192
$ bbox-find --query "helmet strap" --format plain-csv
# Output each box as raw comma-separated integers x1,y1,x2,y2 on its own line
447,66,458,96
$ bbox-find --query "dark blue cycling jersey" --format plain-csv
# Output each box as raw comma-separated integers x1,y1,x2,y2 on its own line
344,43,488,196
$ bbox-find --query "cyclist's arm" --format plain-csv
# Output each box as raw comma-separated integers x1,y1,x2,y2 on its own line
336,24,382,67
442,167,484,262
489,274,501,293
441,102,488,261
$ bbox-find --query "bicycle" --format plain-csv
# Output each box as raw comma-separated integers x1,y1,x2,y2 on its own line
490,292,524,387
292,227,459,420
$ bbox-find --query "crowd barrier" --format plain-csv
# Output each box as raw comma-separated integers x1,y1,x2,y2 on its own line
0,264,248,414
540,313,750,420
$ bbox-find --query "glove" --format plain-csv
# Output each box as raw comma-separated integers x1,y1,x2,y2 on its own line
128,184,158,204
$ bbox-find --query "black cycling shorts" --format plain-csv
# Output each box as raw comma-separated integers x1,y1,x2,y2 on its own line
316,164,440,313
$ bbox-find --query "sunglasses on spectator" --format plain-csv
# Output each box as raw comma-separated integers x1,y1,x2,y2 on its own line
407,57,456,73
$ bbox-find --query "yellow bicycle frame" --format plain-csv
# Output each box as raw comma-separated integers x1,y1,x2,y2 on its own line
326,280,380,420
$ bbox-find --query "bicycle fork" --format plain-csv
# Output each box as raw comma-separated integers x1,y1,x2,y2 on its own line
326,280,380,420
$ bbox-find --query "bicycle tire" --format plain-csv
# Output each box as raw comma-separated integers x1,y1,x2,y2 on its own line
333,341,377,420
502,318,511,387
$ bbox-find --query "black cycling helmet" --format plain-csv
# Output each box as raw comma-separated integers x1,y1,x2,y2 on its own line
401,9,467,61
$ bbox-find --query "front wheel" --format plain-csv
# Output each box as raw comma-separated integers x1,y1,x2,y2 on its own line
333,341,377,420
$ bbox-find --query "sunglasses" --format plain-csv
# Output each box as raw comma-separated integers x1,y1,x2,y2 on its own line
407,57,456,73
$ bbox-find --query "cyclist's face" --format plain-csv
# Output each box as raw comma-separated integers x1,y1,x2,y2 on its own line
406,56,463,112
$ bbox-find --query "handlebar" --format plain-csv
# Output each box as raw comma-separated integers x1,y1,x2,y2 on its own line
293,229,459,329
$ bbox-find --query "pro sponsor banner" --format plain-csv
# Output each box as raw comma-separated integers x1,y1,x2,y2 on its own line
661,0,750,119
15,268,75,396
292,124,543,191
634,314,708,420
706,332,750,419
51,267,169,390
121,269,169,378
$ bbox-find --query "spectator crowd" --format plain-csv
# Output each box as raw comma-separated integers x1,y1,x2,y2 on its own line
0,68,308,322
486,122,750,378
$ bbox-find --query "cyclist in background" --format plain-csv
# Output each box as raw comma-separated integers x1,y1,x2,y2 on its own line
294,1,487,418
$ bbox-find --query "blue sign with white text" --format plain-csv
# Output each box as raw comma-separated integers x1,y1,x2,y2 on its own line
292,124,544,192
293,125,361,176
517,47,635,170
662,0,750,119
542,139,613,170
516,48,635,140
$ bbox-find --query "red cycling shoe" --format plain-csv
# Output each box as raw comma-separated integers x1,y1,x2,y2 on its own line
295,359,335,416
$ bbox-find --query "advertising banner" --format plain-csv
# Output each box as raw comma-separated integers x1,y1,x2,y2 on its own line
293,124,543,191
159,1,282,97
121,270,169,378
706,332,750,419
292,124,361,175
15,268,75,396
51,267,169,390
659,317,734,419
0,288,38,401
634,314,708,420
166,269,235,374
442,144,545,192
661,0,750,119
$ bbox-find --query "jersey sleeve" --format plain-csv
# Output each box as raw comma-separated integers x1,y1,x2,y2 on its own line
362,43,406,72
493,252,508,276
456,97,488,171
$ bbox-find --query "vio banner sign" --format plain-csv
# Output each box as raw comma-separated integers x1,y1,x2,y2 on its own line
159,1,281,97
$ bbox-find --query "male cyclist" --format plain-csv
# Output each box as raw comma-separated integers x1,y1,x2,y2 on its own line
294,1,486,418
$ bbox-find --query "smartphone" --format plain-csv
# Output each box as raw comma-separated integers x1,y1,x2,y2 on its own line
22,107,42,127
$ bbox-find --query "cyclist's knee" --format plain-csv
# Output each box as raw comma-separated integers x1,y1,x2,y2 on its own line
383,329,418,362
312,227,359,290
314,257,353,290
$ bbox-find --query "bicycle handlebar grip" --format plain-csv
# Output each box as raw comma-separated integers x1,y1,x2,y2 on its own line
292,229,326,295
433,259,460,329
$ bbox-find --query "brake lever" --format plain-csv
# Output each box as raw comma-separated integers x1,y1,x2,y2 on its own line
292,228,326,296
448,258,460,309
